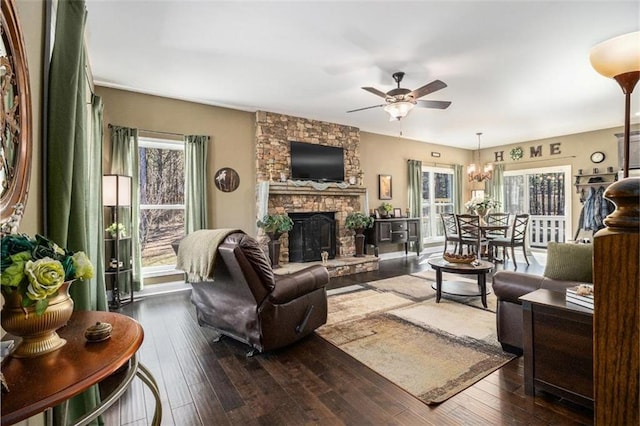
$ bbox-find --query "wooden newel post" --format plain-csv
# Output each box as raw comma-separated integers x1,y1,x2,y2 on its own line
593,177,639,425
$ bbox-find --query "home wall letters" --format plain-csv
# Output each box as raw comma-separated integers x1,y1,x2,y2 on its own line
494,142,562,162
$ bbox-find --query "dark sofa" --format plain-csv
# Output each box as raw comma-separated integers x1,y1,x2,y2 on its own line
492,242,593,354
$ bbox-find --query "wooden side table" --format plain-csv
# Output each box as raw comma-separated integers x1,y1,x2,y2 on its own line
1,311,161,426
520,289,593,409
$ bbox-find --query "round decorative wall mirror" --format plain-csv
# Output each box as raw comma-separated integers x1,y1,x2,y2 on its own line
0,0,32,230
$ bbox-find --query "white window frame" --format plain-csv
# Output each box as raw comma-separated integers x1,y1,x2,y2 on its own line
139,137,185,277
503,164,572,243
421,166,456,244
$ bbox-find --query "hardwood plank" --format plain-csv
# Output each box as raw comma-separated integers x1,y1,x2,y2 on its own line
103,255,591,425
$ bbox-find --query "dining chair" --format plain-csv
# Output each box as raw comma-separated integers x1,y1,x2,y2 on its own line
488,213,530,269
456,214,488,257
485,212,510,259
440,213,460,255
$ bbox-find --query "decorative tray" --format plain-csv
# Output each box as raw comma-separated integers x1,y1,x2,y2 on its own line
443,253,477,264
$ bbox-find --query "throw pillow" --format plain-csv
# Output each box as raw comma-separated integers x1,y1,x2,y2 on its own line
543,242,593,283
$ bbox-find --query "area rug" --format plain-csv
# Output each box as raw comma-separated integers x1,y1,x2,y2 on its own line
317,274,515,405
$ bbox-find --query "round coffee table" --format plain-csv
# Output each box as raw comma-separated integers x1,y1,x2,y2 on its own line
427,257,494,308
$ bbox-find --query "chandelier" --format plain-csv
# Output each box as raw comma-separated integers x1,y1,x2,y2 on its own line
467,132,493,182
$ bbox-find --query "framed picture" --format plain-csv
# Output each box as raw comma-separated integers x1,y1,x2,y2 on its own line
378,174,392,200
374,210,381,219
393,208,402,218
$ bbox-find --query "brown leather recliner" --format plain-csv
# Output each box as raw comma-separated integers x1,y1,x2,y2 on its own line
188,232,329,355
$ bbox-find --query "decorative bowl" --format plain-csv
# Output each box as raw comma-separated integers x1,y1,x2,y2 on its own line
443,253,476,264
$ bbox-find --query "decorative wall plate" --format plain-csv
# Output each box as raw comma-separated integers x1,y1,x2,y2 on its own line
590,151,605,164
214,167,240,192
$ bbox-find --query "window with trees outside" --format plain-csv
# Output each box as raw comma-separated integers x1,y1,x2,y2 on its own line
421,166,455,243
139,137,184,275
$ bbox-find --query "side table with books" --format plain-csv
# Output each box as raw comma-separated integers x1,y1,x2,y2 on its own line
519,288,593,408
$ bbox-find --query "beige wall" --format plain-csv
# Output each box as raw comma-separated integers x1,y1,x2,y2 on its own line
360,132,470,213
15,0,44,235
96,87,256,232
480,125,636,235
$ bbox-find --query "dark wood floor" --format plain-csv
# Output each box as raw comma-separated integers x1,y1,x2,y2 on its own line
104,252,594,425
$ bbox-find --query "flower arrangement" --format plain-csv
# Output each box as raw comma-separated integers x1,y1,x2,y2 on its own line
1,234,94,315
465,196,501,213
105,222,127,238
380,202,393,213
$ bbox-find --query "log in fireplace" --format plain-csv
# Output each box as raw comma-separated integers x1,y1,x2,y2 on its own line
288,212,336,262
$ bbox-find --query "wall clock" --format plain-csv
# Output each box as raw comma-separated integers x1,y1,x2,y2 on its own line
590,151,605,164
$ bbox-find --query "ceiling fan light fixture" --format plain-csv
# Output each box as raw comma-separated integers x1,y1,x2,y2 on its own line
384,101,415,121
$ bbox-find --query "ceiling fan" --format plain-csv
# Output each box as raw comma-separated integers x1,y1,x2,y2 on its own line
347,72,451,121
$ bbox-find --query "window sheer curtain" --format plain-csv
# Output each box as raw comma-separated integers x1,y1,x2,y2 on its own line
110,126,143,291
453,164,463,213
184,135,209,233
46,0,106,423
488,163,505,210
407,159,423,254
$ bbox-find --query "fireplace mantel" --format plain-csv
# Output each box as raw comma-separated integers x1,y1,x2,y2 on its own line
268,182,366,197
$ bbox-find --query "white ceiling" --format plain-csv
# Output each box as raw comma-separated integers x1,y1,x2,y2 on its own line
84,1,640,150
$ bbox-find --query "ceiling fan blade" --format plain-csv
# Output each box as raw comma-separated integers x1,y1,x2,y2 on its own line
410,80,447,99
362,87,388,98
346,104,386,113
415,100,452,110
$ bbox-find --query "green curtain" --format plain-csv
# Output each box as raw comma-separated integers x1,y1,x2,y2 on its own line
488,163,505,211
46,1,104,424
110,126,143,291
184,135,209,233
453,164,463,214
407,159,422,254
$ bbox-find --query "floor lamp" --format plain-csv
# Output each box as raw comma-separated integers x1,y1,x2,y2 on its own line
103,174,133,308
589,31,640,178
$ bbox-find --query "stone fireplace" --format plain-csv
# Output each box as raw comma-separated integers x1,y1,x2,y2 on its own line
288,212,336,262
255,111,371,266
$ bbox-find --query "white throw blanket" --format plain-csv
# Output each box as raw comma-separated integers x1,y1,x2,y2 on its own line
175,229,242,282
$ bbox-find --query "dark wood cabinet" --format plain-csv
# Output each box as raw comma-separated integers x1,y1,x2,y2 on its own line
520,289,593,409
366,218,420,256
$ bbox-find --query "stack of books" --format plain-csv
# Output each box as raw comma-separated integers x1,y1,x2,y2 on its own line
566,285,594,310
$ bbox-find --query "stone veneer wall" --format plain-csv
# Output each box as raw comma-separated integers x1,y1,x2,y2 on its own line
255,111,364,261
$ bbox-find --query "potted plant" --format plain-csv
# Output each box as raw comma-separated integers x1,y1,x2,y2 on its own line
257,214,294,267
345,212,374,257
378,202,393,218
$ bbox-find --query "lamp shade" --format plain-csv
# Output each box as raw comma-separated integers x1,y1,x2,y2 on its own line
384,101,415,121
589,31,640,78
103,174,132,206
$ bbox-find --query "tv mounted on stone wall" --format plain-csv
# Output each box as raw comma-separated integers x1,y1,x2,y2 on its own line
290,141,345,182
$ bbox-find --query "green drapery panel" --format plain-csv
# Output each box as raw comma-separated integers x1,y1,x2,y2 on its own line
184,135,209,233
46,1,104,424
488,163,505,210
407,159,423,254
110,125,143,291
453,164,463,214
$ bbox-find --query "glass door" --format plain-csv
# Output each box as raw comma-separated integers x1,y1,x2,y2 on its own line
421,166,455,243
503,165,572,246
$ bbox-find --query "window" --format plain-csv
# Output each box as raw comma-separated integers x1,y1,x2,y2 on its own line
503,165,572,246
138,137,184,274
421,167,455,243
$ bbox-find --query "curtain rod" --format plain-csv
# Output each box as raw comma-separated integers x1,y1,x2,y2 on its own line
407,159,456,168
108,124,185,138
501,155,576,166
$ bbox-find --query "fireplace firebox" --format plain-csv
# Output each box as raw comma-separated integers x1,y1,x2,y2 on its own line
288,212,336,262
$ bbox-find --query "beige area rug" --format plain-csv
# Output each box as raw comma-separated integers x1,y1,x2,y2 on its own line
318,274,515,405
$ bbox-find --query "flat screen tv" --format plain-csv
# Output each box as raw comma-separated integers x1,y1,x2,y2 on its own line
290,141,345,182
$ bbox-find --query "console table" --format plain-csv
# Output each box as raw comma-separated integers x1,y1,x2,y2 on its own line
366,217,420,256
1,311,161,426
520,289,593,409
